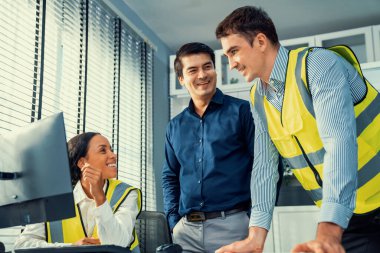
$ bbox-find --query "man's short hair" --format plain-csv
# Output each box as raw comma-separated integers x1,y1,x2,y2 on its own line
174,42,215,78
215,6,279,46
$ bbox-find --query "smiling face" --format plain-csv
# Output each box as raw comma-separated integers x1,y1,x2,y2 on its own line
178,53,217,102
221,33,265,83
80,134,117,179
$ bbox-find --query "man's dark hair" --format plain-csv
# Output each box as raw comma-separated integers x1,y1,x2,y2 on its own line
67,132,100,188
215,6,279,46
174,42,215,78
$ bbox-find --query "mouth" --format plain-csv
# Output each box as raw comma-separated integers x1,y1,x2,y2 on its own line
107,163,117,168
196,80,210,86
237,66,246,76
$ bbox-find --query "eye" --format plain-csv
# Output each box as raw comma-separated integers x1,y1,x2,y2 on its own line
204,64,213,70
231,49,238,55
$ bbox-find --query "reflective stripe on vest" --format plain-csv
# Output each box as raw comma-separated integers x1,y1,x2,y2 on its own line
250,45,380,214
46,179,142,250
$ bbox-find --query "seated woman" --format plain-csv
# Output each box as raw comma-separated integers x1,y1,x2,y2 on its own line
14,132,142,250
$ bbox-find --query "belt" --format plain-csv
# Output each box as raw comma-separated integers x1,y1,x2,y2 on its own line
186,203,250,222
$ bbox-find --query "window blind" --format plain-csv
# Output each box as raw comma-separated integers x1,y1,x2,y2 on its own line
0,0,41,134
84,0,116,144
0,0,155,249
0,0,42,248
41,0,85,139
118,25,144,188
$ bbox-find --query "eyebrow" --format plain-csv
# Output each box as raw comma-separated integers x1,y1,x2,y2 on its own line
225,46,238,56
186,66,198,71
184,59,213,72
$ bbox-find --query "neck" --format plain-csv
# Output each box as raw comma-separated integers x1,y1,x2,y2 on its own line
261,44,280,83
192,92,214,117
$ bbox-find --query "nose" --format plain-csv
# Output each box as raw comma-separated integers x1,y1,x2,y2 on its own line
228,57,237,70
109,150,117,160
198,69,207,79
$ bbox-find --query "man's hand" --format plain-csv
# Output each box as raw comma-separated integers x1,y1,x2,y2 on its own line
73,237,101,245
215,227,267,253
291,222,345,253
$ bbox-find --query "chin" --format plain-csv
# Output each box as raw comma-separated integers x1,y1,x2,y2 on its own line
245,75,255,83
104,169,117,178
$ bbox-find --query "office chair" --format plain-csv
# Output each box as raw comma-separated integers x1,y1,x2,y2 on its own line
135,211,172,253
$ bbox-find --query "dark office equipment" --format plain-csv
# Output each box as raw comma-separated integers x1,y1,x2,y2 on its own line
156,244,182,253
0,112,75,228
14,245,131,253
135,211,172,253
0,241,4,253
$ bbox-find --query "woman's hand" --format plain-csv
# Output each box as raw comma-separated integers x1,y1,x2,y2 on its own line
73,237,101,246
81,163,106,206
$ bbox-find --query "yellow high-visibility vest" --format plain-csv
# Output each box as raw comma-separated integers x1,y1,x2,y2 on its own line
46,179,142,250
250,45,380,214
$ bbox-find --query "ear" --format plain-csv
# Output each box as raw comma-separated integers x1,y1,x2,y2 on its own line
178,76,185,86
255,33,267,51
77,157,86,170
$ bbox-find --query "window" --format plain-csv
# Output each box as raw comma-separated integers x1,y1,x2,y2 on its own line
0,0,155,250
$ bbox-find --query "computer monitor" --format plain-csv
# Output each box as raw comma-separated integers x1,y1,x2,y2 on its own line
0,112,75,228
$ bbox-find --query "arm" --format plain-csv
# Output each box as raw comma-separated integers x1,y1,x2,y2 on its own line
94,189,139,247
162,125,181,230
292,49,357,253
217,98,280,253
240,101,255,157
14,223,70,249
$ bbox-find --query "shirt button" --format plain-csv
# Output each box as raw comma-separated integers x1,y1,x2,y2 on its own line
197,180,201,184
200,202,204,207
200,120,202,123
198,158,202,162
199,139,202,143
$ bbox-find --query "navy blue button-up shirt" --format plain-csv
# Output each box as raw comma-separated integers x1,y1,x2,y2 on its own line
162,88,254,229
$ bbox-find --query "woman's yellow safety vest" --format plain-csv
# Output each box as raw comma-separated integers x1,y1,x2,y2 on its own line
46,179,142,250
250,45,380,214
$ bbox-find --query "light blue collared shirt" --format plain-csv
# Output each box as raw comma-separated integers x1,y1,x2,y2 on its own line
250,46,365,230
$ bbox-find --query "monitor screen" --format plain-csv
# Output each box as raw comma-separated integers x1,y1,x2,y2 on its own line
0,112,75,228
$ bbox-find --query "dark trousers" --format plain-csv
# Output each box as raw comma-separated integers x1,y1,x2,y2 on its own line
342,208,380,253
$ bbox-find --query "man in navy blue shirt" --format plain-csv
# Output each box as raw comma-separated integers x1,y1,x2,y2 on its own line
162,42,255,253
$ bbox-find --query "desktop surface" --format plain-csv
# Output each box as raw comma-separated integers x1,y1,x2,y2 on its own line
14,245,131,253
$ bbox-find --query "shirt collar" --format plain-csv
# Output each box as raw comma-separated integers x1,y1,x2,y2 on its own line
268,46,289,92
188,88,224,112
73,179,108,204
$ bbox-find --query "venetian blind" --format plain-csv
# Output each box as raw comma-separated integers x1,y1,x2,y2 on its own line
41,0,85,139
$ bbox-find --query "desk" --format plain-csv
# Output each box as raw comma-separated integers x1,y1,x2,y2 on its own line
14,245,131,253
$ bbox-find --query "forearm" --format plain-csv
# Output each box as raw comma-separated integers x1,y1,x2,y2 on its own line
316,222,343,241
14,223,70,249
162,169,181,230
249,107,279,230
95,192,138,247
15,238,69,249
247,226,268,251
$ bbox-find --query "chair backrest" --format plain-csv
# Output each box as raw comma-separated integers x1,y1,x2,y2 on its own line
135,211,172,253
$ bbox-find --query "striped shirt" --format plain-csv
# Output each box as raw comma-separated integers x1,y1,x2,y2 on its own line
250,46,366,230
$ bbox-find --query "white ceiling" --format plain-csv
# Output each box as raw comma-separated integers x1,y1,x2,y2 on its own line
123,0,380,52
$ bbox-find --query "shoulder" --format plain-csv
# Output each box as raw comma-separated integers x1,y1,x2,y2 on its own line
223,94,250,108
307,47,343,70
306,47,347,84
109,179,139,192
167,109,187,127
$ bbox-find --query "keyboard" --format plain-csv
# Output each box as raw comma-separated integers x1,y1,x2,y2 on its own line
14,245,131,253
